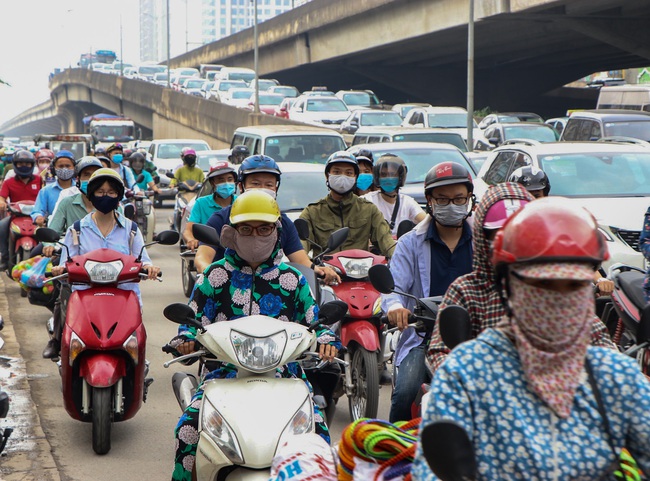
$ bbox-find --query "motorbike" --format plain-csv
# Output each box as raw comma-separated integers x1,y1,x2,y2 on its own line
169,174,202,233
7,200,37,271
126,190,155,243
420,420,477,481
0,315,13,455
162,299,348,480
34,227,180,455
599,263,650,375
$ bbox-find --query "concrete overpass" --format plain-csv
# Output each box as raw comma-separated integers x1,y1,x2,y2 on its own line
3,0,650,137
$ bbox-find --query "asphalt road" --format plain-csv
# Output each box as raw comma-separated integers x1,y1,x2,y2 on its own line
4,204,391,480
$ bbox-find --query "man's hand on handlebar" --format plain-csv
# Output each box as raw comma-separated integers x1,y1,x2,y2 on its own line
143,264,161,280
318,343,337,362
315,265,340,285
176,340,196,356
34,215,47,227
186,238,199,251
51,265,66,276
387,307,412,331
43,245,57,257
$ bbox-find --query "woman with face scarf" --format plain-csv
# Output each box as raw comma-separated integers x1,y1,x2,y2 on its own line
168,190,341,481
411,198,650,480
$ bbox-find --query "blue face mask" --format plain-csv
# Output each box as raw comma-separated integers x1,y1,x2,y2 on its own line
215,182,236,199
112,154,124,164
80,180,89,195
356,173,373,191
379,177,399,193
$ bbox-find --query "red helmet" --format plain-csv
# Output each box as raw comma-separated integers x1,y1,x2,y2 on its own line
35,148,55,162
492,197,609,270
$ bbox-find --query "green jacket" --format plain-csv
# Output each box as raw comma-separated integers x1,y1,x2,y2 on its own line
299,193,396,258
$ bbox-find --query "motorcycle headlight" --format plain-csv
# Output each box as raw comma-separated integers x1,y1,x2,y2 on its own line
122,333,139,365
19,204,34,215
338,256,374,279
201,397,244,464
279,396,313,440
230,329,287,372
69,331,86,366
84,260,123,283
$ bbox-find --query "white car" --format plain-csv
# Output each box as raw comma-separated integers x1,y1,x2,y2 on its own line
289,95,350,128
208,79,248,101
148,138,211,189
181,78,207,97
402,106,490,150
473,141,650,270
222,88,255,108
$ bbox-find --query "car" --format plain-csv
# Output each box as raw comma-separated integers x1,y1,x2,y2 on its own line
200,81,215,99
196,149,231,173
348,141,477,206
152,72,169,85
217,67,256,84
171,67,200,78
230,125,346,163
335,90,385,110
478,112,544,129
246,93,285,114
123,67,138,79
339,109,403,138
248,78,280,91
350,126,469,152
208,79,248,101
301,88,336,97
223,88,254,108
181,78,208,96
560,110,650,142
545,117,569,136
289,95,350,128
274,97,296,119
473,141,650,270
170,74,195,91
402,106,490,150
391,103,433,119
136,64,168,82
268,85,300,98
483,122,559,147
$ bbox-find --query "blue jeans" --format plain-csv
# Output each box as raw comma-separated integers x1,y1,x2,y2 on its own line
389,341,430,423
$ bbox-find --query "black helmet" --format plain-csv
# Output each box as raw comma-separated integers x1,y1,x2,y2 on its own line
373,154,408,191
129,152,146,164
325,151,359,176
13,149,36,166
230,145,250,164
508,165,551,196
237,155,282,186
424,162,473,194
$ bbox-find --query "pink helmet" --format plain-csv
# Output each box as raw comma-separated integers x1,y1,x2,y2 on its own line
483,198,529,230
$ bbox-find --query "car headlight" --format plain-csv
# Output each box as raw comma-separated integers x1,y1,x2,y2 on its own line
84,260,123,283
279,396,313,440
231,329,287,372
201,397,244,464
338,256,374,279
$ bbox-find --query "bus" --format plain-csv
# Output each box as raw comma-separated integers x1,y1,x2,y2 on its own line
79,50,117,69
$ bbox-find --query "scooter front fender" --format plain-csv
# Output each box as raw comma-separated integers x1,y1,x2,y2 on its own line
79,353,126,388
340,320,380,351
14,236,36,252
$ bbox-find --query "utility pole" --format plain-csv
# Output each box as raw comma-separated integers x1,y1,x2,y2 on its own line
166,0,171,88
466,0,475,151
253,0,259,113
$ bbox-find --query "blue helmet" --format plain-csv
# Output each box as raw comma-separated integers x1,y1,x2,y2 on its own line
237,155,282,187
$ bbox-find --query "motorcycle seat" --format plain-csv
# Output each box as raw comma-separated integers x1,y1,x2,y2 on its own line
618,271,646,310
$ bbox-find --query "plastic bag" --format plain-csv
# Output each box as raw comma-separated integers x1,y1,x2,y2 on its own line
269,433,337,481
19,256,52,288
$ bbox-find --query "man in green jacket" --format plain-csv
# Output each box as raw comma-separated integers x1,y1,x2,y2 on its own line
299,151,396,259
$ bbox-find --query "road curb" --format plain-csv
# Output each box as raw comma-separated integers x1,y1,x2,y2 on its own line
0,274,61,481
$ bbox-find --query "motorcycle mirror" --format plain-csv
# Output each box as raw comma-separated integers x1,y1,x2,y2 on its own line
439,305,471,349
163,303,202,329
294,218,310,241
421,420,477,481
396,219,415,239
324,227,349,253
318,300,348,325
638,304,650,344
192,223,220,247
167,171,175,179
368,264,395,294
154,230,180,246
135,173,145,184
124,203,135,220
34,227,60,243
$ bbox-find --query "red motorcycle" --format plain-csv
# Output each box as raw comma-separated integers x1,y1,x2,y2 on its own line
7,200,37,270
35,227,179,454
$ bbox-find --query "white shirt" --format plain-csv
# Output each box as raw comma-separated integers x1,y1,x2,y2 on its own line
362,190,425,235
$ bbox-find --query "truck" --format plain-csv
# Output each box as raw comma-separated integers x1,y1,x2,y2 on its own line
597,85,650,112
83,114,138,149
33,134,95,160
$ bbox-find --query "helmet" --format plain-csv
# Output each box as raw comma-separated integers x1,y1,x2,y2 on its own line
230,145,250,162
373,154,408,190
28,146,39,153
35,149,55,162
182,148,197,166
94,146,107,155
508,165,551,196
229,190,280,225
87,167,125,200
492,197,609,272
181,147,196,158
129,152,146,164
424,162,473,194
238,155,282,185
483,198,530,230
75,156,103,176
325,151,359,176
96,155,111,167
13,149,36,166
54,150,75,164
351,148,374,164
106,143,123,155
207,161,237,180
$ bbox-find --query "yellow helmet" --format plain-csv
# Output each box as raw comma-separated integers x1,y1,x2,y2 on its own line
87,168,125,199
230,190,280,224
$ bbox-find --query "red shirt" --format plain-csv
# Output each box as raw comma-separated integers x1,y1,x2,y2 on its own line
0,176,41,202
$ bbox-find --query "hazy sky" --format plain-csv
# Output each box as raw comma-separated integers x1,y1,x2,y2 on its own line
0,1,140,125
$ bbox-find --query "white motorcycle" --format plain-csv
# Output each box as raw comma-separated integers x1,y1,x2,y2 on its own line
163,300,347,480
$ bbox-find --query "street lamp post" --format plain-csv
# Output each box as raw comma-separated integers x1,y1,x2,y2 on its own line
166,0,171,88
253,0,260,114
120,14,124,76
466,0,475,151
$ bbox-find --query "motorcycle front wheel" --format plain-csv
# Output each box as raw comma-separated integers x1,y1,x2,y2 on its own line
181,257,196,298
348,347,379,422
92,387,112,455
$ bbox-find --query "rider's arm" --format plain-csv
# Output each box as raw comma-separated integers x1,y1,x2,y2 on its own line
588,317,616,349
382,236,419,329
0,180,10,212
30,188,49,224
425,283,467,375
194,244,216,273
183,221,197,250
55,225,80,268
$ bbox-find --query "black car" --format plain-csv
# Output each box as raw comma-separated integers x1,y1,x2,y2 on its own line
560,110,650,142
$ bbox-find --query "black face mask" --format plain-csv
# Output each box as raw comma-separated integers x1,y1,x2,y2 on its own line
184,157,196,167
91,195,120,214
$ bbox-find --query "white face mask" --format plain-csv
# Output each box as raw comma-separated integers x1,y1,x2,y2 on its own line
328,175,356,194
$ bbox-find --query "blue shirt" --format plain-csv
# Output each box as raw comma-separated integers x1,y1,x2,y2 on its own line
426,218,472,296
202,205,303,262
189,194,233,225
31,180,69,220
116,165,138,191
131,169,153,191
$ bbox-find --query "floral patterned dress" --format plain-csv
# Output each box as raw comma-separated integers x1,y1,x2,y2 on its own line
171,241,340,481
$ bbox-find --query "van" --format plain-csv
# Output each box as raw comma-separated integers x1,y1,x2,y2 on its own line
351,126,468,152
597,85,650,111
218,67,256,85
230,125,346,163
560,110,650,142
199,64,224,78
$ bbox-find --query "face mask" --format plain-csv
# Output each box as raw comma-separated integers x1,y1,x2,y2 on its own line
215,182,236,199
433,203,468,227
379,177,399,193
112,154,124,164
37,162,50,173
220,224,278,265
328,175,356,195
184,157,196,167
55,167,75,181
356,173,373,191
14,165,34,177
79,180,89,195
91,195,121,214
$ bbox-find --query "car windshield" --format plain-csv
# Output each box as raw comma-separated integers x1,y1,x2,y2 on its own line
366,147,475,182
232,90,253,99
157,143,209,159
603,121,650,140
306,98,348,112
427,113,477,128
539,151,650,196
276,171,329,212
153,73,167,81
272,87,298,97
256,80,276,90
360,112,403,126
503,125,558,142
184,80,204,88
259,94,284,105
342,92,380,106
228,72,255,83
264,135,346,163
218,81,246,91
391,132,468,152
140,65,167,75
